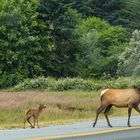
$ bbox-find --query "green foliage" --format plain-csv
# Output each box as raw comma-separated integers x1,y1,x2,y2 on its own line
9,77,140,91
0,73,24,88
68,0,94,17
118,30,140,76
10,76,48,90
0,0,139,88
91,0,140,29
0,0,49,88
76,17,129,78
38,0,82,77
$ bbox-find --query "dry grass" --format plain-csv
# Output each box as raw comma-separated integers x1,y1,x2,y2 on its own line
0,90,99,129
0,90,138,129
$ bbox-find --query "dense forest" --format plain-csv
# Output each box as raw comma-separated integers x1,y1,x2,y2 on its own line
0,0,140,88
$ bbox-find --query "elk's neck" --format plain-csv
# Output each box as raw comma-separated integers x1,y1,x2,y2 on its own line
38,108,43,114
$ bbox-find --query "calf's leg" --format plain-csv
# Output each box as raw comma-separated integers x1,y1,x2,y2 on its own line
24,118,27,129
36,118,39,128
34,116,36,128
27,117,34,128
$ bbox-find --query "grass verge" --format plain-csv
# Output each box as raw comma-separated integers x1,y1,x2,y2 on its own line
0,90,138,129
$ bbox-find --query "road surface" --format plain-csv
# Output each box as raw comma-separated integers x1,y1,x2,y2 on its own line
1,115,140,140
51,128,140,140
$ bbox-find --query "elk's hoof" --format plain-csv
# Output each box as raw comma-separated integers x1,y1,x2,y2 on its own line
109,125,113,127
93,123,96,127
128,125,132,127
31,126,35,129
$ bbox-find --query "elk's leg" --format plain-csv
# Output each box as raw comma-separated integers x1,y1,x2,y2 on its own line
128,106,132,127
33,116,36,128
133,104,140,113
24,117,27,129
36,118,39,128
27,117,34,128
104,104,113,127
93,105,106,127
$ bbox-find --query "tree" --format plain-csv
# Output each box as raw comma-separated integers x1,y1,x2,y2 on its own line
38,0,82,77
76,17,129,78
117,30,140,76
0,0,50,88
93,0,140,29
67,0,94,17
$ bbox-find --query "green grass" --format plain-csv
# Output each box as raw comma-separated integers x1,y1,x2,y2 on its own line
0,90,98,129
0,90,139,129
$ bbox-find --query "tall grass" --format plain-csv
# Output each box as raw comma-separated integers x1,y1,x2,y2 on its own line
0,90,139,129
2,77,140,129
0,91,99,129
1,90,137,129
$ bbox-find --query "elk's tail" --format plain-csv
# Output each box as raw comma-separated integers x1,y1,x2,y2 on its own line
100,89,109,101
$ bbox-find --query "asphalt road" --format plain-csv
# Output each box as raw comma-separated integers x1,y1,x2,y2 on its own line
52,128,140,140
1,115,140,140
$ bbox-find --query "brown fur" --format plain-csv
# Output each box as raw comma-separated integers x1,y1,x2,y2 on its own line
24,104,46,128
93,88,140,127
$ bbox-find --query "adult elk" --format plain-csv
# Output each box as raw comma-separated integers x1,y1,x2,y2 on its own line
24,104,46,128
93,88,140,127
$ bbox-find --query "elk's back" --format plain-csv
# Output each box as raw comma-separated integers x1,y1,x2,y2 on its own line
101,89,140,107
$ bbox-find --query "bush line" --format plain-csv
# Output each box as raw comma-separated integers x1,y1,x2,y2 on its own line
9,77,140,91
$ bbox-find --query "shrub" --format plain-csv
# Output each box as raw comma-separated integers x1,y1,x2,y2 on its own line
10,77,140,91
0,73,24,89
10,76,48,91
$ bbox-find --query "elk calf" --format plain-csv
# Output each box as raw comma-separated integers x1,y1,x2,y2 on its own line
93,88,140,127
24,104,46,128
